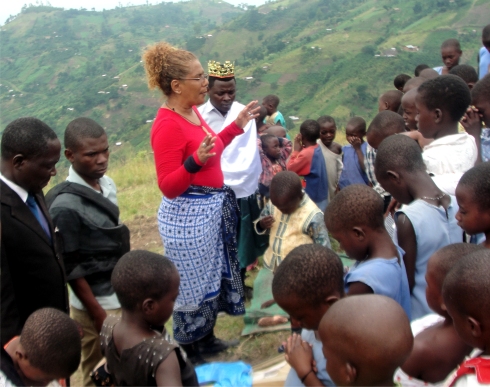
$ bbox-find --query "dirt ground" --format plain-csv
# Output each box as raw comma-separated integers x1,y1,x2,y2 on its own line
125,215,163,253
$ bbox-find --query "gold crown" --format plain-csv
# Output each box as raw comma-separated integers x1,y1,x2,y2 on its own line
208,60,235,78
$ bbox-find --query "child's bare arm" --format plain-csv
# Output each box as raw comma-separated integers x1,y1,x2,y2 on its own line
401,130,423,149
401,337,434,381
346,282,374,295
331,142,342,155
284,334,326,387
155,351,183,387
396,214,417,291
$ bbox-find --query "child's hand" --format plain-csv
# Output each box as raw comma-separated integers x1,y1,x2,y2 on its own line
284,334,314,380
293,133,303,152
259,215,275,229
348,135,362,150
461,106,482,137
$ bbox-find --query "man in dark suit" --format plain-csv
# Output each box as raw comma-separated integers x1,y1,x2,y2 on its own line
1,117,68,346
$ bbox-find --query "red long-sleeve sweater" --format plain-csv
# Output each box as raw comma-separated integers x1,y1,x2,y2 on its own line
150,107,244,199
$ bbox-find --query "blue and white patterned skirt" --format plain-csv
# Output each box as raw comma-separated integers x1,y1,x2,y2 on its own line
157,185,245,344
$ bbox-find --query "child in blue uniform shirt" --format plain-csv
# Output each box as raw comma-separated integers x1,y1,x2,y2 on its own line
338,117,370,189
478,25,490,79
272,244,345,387
375,135,463,320
324,184,411,319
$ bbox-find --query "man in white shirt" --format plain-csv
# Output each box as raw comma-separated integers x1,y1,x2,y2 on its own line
198,61,265,301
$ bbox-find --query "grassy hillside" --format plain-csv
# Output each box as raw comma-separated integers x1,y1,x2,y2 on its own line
202,0,487,126
1,0,488,160
0,0,242,168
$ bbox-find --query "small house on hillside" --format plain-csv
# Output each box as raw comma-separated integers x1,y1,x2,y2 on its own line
381,48,398,57
404,45,419,52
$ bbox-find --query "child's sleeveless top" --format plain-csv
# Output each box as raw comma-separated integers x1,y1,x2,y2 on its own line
338,142,369,189
100,316,198,386
344,246,412,319
263,194,322,271
395,196,462,321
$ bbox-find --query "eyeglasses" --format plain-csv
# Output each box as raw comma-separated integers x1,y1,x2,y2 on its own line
179,74,209,82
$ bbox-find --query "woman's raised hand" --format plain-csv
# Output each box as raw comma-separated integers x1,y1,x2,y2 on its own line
235,100,260,129
197,134,217,164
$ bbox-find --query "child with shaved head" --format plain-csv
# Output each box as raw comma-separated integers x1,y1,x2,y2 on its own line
401,87,435,150
455,162,490,248
394,243,484,386
403,77,426,93
272,244,344,386
100,250,198,384
365,111,406,213
375,135,463,320
402,88,419,131
378,90,404,113
324,184,411,318
2,308,81,386
319,294,413,386
420,68,440,80
443,249,490,386
449,64,478,89
394,74,412,92
415,64,430,76
255,171,331,271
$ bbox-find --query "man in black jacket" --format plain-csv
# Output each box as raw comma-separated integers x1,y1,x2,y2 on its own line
1,117,68,346
46,117,129,386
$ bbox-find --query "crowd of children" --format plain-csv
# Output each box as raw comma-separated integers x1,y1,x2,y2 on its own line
252,25,490,387
1,23,490,387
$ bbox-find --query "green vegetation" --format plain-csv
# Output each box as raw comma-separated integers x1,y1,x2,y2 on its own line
1,0,487,149
0,0,242,148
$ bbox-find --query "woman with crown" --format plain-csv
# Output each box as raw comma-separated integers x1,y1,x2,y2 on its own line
142,42,259,364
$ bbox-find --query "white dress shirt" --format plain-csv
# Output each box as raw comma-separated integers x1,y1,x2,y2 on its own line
199,100,261,198
0,172,29,203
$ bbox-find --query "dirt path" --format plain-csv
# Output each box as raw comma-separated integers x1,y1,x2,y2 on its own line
125,215,162,253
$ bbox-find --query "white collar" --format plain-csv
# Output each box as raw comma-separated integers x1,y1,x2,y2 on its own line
0,172,29,203
201,99,233,118
66,166,113,201
424,132,472,149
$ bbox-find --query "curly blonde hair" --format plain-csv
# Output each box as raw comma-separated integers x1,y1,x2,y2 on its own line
142,42,197,96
